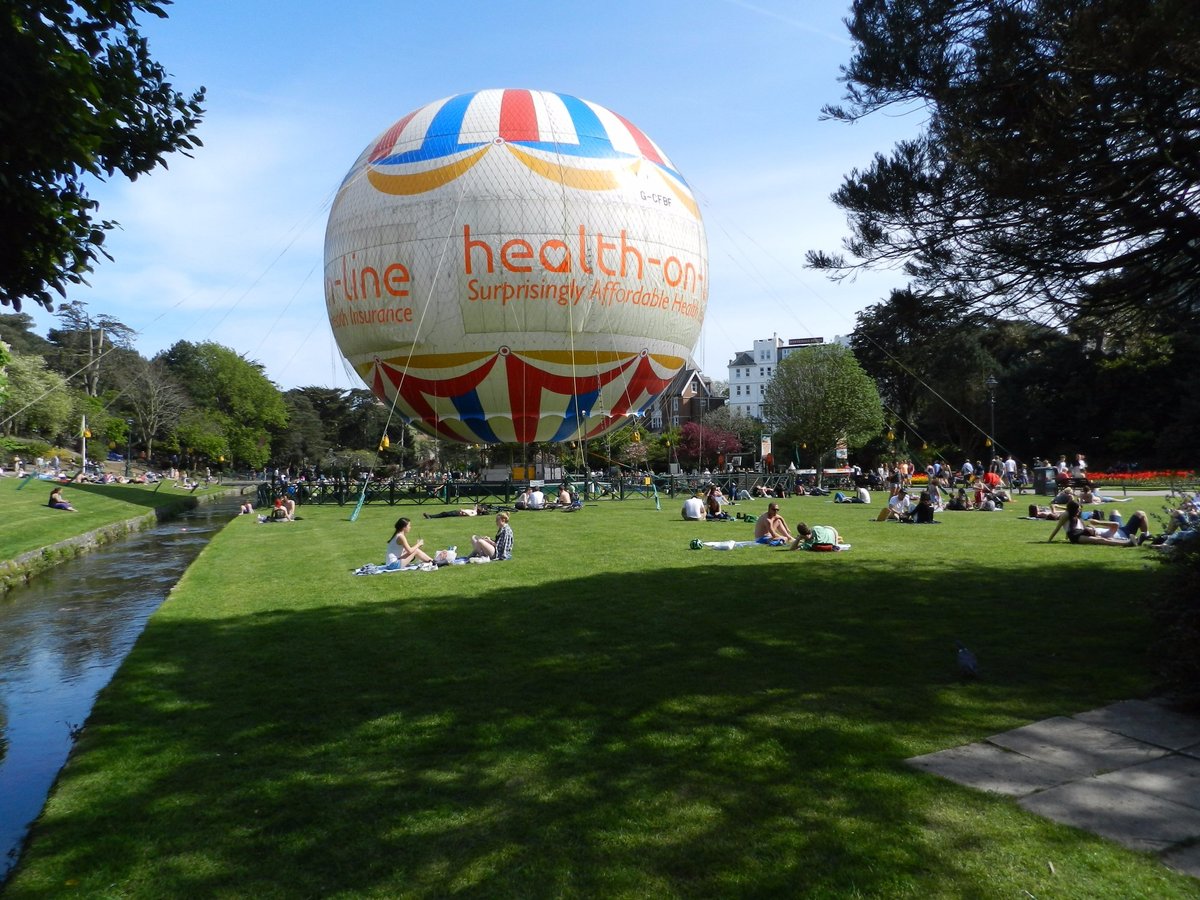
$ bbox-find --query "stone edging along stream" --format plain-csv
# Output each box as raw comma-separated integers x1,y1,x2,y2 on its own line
0,488,241,597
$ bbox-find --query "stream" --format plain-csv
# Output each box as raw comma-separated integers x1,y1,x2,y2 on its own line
0,496,240,883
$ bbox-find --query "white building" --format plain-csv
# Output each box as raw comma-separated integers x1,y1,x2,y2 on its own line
727,335,845,420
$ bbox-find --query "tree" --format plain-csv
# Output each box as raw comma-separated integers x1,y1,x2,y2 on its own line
157,341,287,468
0,352,75,438
0,313,53,356
809,0,1200,326
124,358,189,462
0,340,10,408
851,289,1000,455
0,1,205,311
764,344,884,481
701,405,760,457
274,390,332,468
678,421,742,469
49,300,136,396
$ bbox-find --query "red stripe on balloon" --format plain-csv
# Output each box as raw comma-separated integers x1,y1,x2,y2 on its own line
505,352,544,444
498,89,539,142
608,110,664,165
369,109,421,162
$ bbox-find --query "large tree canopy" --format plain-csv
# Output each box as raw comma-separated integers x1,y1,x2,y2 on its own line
0,1,205,311
809,0,1200,326
157,341,287,468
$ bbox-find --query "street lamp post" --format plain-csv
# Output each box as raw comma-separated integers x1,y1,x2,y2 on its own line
985,375,999,461
125,419,133,479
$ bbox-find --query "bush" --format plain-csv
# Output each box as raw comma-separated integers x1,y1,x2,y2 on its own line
1149,546,1200,708
0,436,55,461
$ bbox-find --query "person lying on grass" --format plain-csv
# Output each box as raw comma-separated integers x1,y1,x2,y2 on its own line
1047,500,1144,546
47,486,76,511
470,512,514,561
387,517,434,566
754,503,793,545
424,504,490,519
788,522,842,551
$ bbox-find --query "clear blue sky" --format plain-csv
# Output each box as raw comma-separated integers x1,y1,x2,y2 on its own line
52,0,913,390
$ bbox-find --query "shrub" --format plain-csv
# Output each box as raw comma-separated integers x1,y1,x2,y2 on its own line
1149,546,1200,708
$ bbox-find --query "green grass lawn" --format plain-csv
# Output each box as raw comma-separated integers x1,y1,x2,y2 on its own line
0,477,223,564
6,493,1194,898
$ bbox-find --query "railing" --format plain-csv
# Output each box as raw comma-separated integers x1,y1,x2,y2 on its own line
257,471,858,507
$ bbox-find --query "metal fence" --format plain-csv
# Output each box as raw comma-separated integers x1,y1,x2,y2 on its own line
257,470,854,508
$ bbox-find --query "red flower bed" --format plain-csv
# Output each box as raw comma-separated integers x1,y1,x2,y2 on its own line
1089,470,1197,485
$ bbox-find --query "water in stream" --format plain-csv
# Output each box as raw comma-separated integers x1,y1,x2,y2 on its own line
0,497,240,882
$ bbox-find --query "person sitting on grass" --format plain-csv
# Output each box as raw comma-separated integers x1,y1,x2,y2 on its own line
1047,500,1140,546
387,517,433,566
946,487,973,511
556,484,573,508
911,490,937,523
788,522,842,551
705,485,731,520
877,489,912,521
470,512,514,561
682,494,706,521
47,486,76,511
1164,494,1199,536
238,500,255,515
754,502,793,545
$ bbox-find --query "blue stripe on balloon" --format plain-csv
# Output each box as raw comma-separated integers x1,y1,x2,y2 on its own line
374,92,488,165
549,389,601,443
452,389,501,444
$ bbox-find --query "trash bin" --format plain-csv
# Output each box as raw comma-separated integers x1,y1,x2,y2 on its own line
1033,466,1056,495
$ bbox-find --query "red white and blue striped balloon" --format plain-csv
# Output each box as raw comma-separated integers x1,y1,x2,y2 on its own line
325,89,707,444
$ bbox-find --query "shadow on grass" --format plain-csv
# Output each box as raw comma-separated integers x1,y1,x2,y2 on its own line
11,558,1173,897
68,483,197,511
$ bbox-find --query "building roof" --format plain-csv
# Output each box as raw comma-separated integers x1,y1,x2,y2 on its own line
728,351,755,367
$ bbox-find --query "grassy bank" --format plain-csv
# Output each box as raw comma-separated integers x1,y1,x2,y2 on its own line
0,478,237,594
5,495,1193,897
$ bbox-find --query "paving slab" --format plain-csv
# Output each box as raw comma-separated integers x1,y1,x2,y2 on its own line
1019,779,1200,853
907,742,1080,797
1096,754,1200,811
1162,842,1200,880
1073,700,1200,750
988,716,1169,776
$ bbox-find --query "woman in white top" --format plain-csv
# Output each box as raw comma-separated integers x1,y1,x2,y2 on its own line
386,517,433,566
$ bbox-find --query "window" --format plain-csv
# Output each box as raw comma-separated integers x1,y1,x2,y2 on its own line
672,398,680,411
759,367,764,377
672,415,679,427
767,367,772,375
735,385,741,395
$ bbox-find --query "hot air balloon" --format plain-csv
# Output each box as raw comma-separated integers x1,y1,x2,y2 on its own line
325,89,707,444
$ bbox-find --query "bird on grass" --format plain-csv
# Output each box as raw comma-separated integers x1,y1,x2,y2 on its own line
955,640,979,678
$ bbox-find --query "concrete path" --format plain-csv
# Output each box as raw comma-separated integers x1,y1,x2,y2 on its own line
907,699,1200,879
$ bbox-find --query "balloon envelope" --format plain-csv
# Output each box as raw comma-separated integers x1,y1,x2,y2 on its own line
325,88,708,444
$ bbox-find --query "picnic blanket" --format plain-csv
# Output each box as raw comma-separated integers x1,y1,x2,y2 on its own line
352,561,439,575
